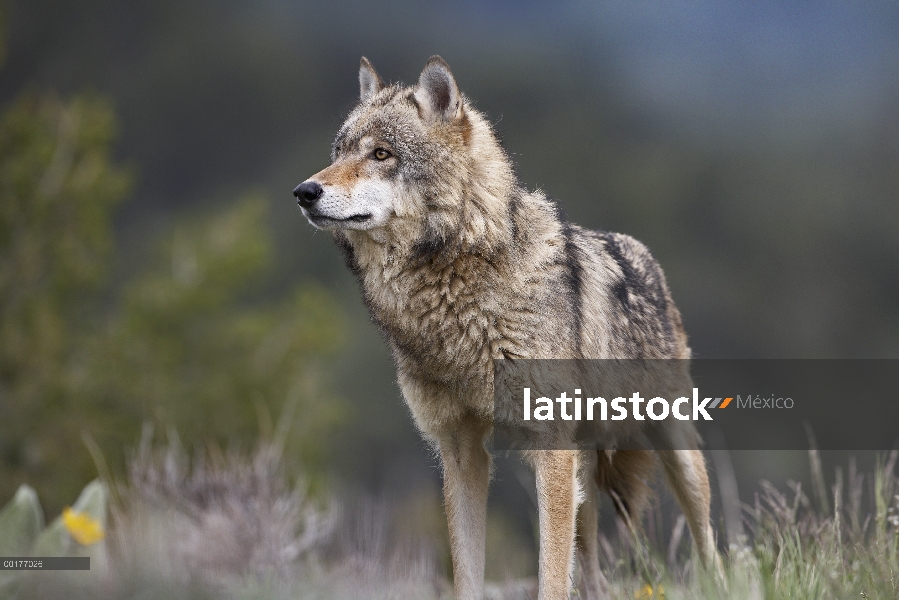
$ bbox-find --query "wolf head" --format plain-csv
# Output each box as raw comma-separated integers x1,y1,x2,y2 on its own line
294,56,516,256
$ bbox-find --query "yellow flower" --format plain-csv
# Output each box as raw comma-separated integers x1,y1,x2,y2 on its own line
62,507,105,545
635,583,665,599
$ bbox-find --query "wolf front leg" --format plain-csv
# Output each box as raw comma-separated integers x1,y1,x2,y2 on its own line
533,449,580,600
576,452,611,600
436,415,492,600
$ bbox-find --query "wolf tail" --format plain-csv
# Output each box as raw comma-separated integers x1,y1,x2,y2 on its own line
594,449,657,525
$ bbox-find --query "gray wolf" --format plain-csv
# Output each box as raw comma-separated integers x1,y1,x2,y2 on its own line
293,56,719,599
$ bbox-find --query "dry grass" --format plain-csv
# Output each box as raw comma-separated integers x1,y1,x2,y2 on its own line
12,442,899,599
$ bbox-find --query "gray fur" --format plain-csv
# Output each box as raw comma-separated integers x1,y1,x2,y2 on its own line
358,57,384,102
295,56,720,599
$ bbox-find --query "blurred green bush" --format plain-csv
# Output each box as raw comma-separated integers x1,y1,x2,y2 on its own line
0,89,344,515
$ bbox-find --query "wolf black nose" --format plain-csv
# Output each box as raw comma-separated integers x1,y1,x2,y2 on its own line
294,181,323,208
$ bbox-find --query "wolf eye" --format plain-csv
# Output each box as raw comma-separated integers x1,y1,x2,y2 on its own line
373,148,391,161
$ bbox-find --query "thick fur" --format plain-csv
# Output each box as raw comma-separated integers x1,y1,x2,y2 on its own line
295,56,718,599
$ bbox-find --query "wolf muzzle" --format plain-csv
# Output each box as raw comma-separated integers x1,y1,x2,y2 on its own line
293,181,323,209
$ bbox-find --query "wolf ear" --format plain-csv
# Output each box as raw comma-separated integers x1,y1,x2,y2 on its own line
359,57,384,102
414,56,462,123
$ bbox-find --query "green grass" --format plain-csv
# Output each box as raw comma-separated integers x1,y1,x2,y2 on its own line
589,450,899,600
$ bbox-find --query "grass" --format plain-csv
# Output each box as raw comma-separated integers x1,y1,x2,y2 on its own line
595,449,899,600
9,440,899,599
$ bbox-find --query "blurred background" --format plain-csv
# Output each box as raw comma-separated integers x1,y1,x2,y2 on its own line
2,0,898,580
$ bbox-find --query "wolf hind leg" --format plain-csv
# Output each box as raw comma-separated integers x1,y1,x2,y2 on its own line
645,422,721,572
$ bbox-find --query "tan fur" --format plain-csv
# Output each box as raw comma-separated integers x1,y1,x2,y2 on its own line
315,158,363,190
294,56,720,599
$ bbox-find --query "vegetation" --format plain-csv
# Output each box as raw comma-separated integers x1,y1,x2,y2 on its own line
0,441,896,599
0,86,344,514
0,90,130,512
